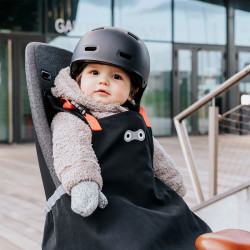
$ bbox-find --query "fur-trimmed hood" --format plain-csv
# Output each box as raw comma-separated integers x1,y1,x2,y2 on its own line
51,67,128,119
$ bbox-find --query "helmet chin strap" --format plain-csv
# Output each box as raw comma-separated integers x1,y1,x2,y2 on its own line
122,100,140,112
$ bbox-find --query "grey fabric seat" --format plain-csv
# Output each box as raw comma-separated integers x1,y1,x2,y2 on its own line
25,42,72,199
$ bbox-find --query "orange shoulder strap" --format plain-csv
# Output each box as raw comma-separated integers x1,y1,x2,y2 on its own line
61,98,102,131
139,106,151,127
84,113,102,131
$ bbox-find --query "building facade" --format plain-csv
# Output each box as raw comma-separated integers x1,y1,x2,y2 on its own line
0,0,250,142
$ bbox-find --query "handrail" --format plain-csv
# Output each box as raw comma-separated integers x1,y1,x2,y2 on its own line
174,64,250,122
192,180,250,212
174,64,250,203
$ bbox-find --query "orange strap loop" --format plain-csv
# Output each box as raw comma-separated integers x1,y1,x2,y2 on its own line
62,98,75,109
61,98,102,131
139,107,151,127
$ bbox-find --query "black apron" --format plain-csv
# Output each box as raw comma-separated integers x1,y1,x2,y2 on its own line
42,110,211,250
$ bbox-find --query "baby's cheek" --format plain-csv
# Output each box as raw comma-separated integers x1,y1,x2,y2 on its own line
80,85,85,94
117,93,130,104
81,85,91,96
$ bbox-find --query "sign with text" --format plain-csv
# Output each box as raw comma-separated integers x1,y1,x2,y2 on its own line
55,18,75,33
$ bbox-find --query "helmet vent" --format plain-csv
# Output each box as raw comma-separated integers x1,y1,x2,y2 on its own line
127,32,139,41
85,46,97,51
119,51,132,60
92,27,104,31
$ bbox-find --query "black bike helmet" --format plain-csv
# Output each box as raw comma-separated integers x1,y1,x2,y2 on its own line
70,26,150,104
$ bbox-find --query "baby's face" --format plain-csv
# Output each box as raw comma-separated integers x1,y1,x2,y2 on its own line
79,64,132,105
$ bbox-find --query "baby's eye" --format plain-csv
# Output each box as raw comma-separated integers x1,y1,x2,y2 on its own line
113,74,122,80
91,70,98,75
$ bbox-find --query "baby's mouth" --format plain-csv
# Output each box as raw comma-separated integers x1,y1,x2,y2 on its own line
96,89,110,95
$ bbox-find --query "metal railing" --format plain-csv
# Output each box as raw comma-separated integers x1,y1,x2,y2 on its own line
174,64,250,204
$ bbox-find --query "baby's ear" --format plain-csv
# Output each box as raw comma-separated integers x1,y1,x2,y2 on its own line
76,75,80,85
134,87,140,94
75,72,83,87
129,87,140,100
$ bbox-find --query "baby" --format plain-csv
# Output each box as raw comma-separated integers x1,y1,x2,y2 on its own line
45,26,210,250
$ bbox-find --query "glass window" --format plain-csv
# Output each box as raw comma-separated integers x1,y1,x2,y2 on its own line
235,9,250,46
48,36,80,52
48,0,111,36
20,43,35,141
178,50,192,112
141,42,172,136
0,42,8,141
238,52,250,95
0,0,43,33
178,50,192,132
114,0,171,41
197,50,223,134
174,0,226,44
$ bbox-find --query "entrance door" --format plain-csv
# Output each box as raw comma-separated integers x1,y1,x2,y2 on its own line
173,45,226,134
236,49,250,97
0,34,44,143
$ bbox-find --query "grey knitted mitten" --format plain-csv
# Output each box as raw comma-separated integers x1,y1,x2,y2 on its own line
71,181,108,217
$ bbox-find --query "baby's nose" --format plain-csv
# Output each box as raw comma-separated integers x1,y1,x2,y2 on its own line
98,77,110,86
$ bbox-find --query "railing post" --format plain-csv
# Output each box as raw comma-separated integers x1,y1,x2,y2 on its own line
174,119,204,203
208,100,219,198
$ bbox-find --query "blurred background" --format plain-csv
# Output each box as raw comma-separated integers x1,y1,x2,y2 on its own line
0,0,250,142
0,0,250,249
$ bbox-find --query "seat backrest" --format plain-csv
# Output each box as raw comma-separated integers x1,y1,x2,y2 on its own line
25,42,72,199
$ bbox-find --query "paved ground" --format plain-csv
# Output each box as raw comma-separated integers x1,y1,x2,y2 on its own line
0,143,43,250
0,134,249,249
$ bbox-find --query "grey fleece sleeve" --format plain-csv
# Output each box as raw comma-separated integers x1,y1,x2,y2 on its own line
153,137,186,197
51,112,103,195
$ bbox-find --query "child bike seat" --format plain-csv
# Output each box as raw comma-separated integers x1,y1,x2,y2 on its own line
25,42,250,249
25,42,72,200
